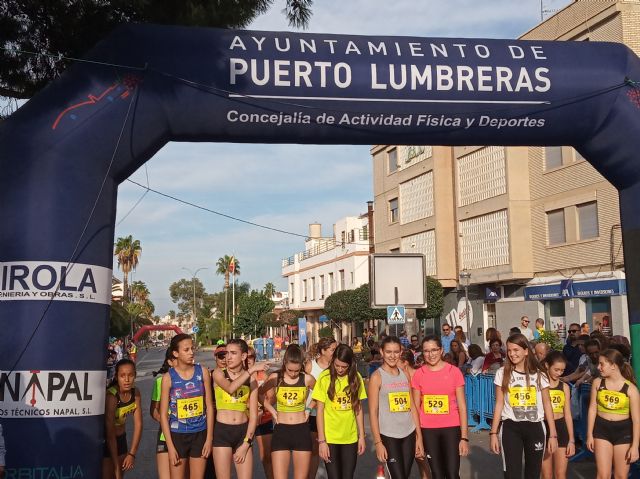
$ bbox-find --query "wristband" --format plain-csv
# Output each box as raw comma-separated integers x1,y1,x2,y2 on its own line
244,436,253,446
489,432,498,435
550,435,558,439
460,438,469,442
318,439,327,444
374,440,382,446
305,407,312,413
126,452,135,458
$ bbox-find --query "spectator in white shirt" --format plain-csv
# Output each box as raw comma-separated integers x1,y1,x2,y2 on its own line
518,316,534,341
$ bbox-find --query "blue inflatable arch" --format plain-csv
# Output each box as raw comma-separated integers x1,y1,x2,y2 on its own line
2,24,640,474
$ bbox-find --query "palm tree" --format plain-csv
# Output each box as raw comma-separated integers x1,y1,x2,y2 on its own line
130,280,150,304
114,235,142,301
215,255,240,288
216,255,240,340
263,282,276,298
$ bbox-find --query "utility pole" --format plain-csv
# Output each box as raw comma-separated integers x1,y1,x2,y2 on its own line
182,266,208,346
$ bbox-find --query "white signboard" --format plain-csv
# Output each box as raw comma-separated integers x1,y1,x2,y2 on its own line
370,254,427,308
0,370,107,418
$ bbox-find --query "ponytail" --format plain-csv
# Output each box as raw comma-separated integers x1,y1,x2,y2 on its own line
600,348,636,385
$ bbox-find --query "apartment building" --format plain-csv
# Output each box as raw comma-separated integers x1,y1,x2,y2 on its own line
373,0,637,343
282,215,371,344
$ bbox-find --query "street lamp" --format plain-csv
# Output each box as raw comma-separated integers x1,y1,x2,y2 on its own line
182,266,208,345
459,269,471,339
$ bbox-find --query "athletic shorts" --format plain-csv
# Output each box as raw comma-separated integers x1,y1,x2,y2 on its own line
271,422,313,452
308,415,318,433
103,433,127,458
170,429,207,458
212,421,248,451
156,428,168,454
255,420,274,436
553,418,569,448
593,415,633,446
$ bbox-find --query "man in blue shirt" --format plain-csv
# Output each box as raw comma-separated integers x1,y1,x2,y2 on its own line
562,323,583,375
441,323,455,354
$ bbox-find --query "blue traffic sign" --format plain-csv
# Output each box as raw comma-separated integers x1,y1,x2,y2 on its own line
387,305,405,325
192,326,200,334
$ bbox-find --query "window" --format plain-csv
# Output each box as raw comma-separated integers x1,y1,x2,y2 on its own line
289,282,294,304
302,279,307,301
350,272,354,285
361,225,369,240
389,198,399,223
328,272,334,295
320,275,325,299
348,229,355,243
388,149,398,173
340,230,346,245
547,209,566,245
390,248,400,253
310,277,316,301
578,201,599,240
544,147,563,170
339,270,345,291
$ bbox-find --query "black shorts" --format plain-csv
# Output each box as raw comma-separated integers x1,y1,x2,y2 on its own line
213,421,248,451
156,428,168,454
553,418,569,448
271,422,313,452
593,415,633,446
103,433,127,458
170,429,208,458
308,414,318,433
255,420,274,436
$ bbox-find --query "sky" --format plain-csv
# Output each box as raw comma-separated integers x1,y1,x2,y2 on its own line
113,0,572,316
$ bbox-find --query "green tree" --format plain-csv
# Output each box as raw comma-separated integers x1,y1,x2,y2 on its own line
263,282,276,298
1,1,312,101
416,277,445,321
324,284,386,324
114,235,142,301
279,309,304,326
216,255,240,289
169,277,206,317
235,290,275,337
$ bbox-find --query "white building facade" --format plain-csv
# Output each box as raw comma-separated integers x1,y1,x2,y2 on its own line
282,215,371,344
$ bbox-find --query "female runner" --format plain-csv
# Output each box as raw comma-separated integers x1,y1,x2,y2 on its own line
490,334,557,479
369,336,423,479
411,335,468,479
304,336,337,479
160,334,214,479
150,349,175,479
249,347,274,479
103,359,142,479
587,348,639,479
399,350,431,479
312,344,367,479
263,344,316,479
541,351,575,479
211,339,261,479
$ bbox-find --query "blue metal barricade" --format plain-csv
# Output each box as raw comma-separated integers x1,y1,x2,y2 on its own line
464,373,495,432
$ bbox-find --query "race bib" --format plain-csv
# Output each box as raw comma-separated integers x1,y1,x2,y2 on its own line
423,395,449,415
550,390,565,414
332,392,352,411
389,391,410,412
600,390,626,410
509,386,537,408
222,386,249,405
177,396,204,419
278,387,306,407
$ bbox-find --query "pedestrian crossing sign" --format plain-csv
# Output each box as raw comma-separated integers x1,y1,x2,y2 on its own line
387,305,405,324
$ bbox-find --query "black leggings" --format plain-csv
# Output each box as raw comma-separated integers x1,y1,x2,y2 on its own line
500,419,546,479
421,427,460,479
325,442,358,479
381,433,415,479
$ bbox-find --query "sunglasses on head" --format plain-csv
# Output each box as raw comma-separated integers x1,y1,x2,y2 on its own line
215,352,227,359
569,329,580,333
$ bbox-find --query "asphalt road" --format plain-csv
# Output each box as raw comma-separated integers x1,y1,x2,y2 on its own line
125,348,596,479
